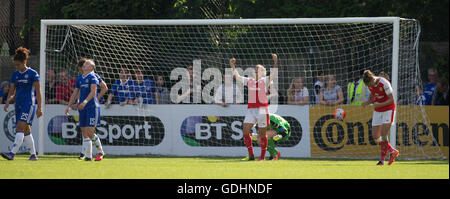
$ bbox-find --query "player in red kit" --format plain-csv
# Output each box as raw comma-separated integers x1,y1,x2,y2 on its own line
230,54,278,161
362,70,399,165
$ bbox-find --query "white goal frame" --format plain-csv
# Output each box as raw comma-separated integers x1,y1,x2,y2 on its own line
39,17,402,155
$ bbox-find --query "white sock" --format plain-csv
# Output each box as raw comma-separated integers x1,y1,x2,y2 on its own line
83,138,92,158
375,137,382,144
23,134,36,155
11,132,25,154
80,139,85,155
91,134,104,154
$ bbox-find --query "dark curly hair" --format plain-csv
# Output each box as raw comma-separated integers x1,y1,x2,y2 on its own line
13,47,30,62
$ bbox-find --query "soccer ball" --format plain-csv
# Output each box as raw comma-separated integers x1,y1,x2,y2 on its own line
334,108,346,121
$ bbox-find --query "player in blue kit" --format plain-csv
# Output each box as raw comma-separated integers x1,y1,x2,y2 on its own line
130,68,158,105
1,47,42,161
65,59,104,161
66,58,107,161
106,68,133,106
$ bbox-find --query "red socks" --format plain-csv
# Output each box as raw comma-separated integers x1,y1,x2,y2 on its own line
382,141,394,153
380,141,395,161
386,141,394,153
260,136,268,160
243,133,268,160
243,133,254,156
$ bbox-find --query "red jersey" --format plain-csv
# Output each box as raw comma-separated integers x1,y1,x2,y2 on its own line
56,78,76,103
243,76,270,108
368,77,395,112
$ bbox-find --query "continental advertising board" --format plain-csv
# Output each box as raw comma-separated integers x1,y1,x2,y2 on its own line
310,105,448,159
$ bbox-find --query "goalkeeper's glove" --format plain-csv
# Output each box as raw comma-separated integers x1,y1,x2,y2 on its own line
251,133,259,141
273,134,282,141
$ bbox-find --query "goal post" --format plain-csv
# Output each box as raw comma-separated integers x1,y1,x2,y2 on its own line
390,17,400,150
38,23,47,156
38,17,445,159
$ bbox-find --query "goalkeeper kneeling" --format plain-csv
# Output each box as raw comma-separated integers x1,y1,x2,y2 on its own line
251,113,291,160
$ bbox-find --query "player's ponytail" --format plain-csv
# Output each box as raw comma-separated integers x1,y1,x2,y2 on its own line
363,70,374,85
13,47,30,62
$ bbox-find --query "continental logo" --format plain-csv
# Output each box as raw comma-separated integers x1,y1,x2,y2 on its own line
48,115,164,146
313,114,448,152
181,116,302,147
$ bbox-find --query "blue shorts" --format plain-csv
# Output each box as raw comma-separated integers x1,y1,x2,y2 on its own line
79,106,100,127
15,104,36,125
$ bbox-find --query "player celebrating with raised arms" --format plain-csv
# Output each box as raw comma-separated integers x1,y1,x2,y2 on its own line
1,47,42,161
361,70,399,165
230,54,278,161
65,59,104,161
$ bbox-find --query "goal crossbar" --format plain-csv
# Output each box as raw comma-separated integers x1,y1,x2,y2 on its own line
41,17,402,26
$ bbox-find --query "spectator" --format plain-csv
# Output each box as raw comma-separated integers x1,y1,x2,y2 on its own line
176,66,201,104
1,81,6,104
347,70,370,105
155,75,170,104
45,69,58,104
214,73,244,107
313,70,325,105
432,78,449,105
106,68,132,106
286,77,309,105
319,74,344,106
55,71,74,105
423,68,438,105
130,68,158,105
414,85,426,105
0,84,3,104
188,65,202,103
1,81,11,104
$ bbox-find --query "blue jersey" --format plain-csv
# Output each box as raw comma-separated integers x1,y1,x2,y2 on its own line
75,72,99,108
94,73,103,83
74,72,104,103
111,79,132,103
94,73,104,103
130,79,157,104
423,83,436,105
10,67,40,106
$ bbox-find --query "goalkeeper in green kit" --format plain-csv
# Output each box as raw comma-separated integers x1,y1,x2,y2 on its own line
251,113,291,160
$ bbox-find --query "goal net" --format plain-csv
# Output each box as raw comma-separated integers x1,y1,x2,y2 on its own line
39,18,446,159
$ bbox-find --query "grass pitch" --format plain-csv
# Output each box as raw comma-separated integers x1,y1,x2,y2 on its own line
0,155,448,179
